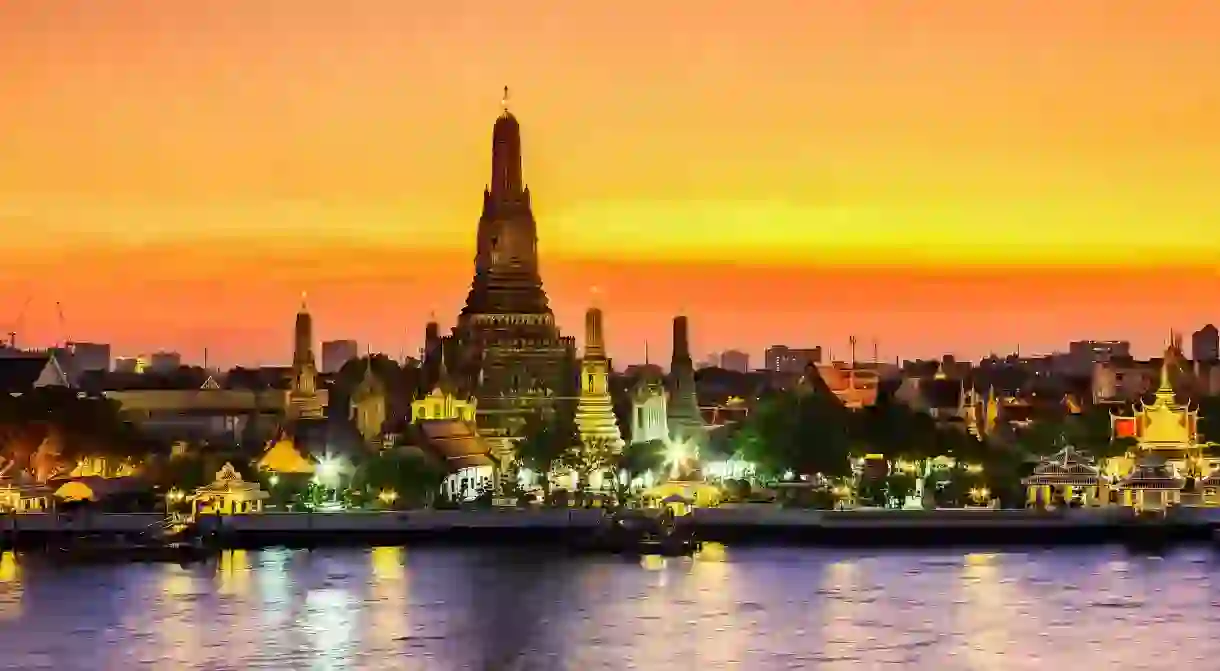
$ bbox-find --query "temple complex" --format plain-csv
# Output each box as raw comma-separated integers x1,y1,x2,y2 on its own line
1109,350,1210,475
666,316,705,447
574,307,624,450
440,89,577,445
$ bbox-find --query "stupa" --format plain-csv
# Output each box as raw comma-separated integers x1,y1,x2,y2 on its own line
574,306,625,451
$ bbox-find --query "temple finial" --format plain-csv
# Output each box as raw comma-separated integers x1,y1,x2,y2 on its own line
300,291,308,311
502,86,509,113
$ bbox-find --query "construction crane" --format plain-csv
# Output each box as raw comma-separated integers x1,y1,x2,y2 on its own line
5,295,31,349
55,301,68,348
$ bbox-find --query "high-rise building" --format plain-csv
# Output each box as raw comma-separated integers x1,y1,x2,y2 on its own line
1192,325,1219,362
442,91,577,430
148,351,182,373
321,339,359,373
720,349,750,373
764,345,822,373
66,341,111,372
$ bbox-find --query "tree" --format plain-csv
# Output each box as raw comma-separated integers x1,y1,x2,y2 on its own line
735,389,853,479
884,471,918,508
619,439,666,482
353,451,445,508
514,410,576,498
559,438,619,501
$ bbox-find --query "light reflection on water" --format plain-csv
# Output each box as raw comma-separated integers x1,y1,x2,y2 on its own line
0,545,1216,670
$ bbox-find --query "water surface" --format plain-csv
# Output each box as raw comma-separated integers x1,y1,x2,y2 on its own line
0,544,1217,670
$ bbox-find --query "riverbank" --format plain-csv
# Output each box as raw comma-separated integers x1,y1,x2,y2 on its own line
3,507,1218,549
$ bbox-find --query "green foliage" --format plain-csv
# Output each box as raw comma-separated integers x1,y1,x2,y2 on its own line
514,409,576,494
884,471,918,507
352,450,446,508
619,439,666,481
736,389,853,479
559,438,619,493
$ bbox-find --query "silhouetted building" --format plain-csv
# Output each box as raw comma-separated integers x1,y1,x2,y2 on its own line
1193,325,1219,362
764,345,822,373
321,339,359,374
719,349,750,373
66,341,111,373
148,351,182,374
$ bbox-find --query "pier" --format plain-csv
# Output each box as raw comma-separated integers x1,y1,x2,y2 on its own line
4,506,1220,549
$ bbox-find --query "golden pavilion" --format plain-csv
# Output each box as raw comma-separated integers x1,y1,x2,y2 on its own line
192,463,269,515
1022,445,1104,508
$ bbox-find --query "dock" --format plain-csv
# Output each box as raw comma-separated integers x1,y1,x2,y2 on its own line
3,507,1219,549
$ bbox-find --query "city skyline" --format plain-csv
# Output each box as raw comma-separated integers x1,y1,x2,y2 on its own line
3,2,1219,365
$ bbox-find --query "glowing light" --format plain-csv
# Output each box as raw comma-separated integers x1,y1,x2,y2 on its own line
269,475,280,487
966,464,984,474
378,489,398,504
0,551,17,583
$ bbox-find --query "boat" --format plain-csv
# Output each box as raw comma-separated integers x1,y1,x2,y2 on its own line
575,507,702,556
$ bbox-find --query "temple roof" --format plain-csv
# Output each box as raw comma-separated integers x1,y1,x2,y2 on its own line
195,463,269,500
1117,456,1184,490
257,435,315,474
407,420,494,470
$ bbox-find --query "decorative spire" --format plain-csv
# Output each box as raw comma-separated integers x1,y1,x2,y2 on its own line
300,290,308,312
501,85,509,113
584,307,605,359
1156,355,1174,400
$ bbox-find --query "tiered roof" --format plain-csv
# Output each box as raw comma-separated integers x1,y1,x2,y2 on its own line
1117,456,1185,491
1199,468,1220,489
1022,444,1102,486
194,463,269,502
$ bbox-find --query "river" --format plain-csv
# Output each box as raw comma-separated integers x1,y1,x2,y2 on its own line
0,545,1216,670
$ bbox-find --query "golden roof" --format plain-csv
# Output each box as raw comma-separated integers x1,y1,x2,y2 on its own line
257,436,315,474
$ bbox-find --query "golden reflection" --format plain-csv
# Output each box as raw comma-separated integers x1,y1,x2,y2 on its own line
640,555,668,571
371,546,403,582
153,565,205,666
0,551,17,583
0,551,21,623
368,546,410,647
958,552,1019,667
217,549,251,597
696,541,728,563
816,559,861,661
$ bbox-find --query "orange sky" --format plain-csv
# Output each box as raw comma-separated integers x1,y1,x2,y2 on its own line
1,1,1219,366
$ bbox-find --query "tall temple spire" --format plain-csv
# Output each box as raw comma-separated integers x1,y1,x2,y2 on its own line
490,86,523,200
667,315,705,446
289,299,323,420
576,306,623,450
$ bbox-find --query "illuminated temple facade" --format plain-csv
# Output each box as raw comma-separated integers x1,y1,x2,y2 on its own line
1109,353,1212,476
439,91,577,446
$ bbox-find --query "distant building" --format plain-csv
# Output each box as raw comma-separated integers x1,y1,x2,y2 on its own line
719,349,750,373
113,357,141,374
148,351,182,373
764,345,822,373
321,339,359,373
67,341,111,372
1193,325,1219,362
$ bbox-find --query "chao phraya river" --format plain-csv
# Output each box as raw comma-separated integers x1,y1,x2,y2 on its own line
0,545,1217,670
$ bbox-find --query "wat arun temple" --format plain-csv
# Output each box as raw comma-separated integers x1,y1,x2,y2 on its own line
423,91,579,454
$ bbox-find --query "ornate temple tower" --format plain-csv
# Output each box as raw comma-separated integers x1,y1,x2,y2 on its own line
350,360,387,445
443,90,577,429
666,315,705,446
575,307,625,450
288,295,324,421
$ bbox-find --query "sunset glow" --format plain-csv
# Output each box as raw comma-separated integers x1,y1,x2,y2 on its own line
2,1,1218,364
